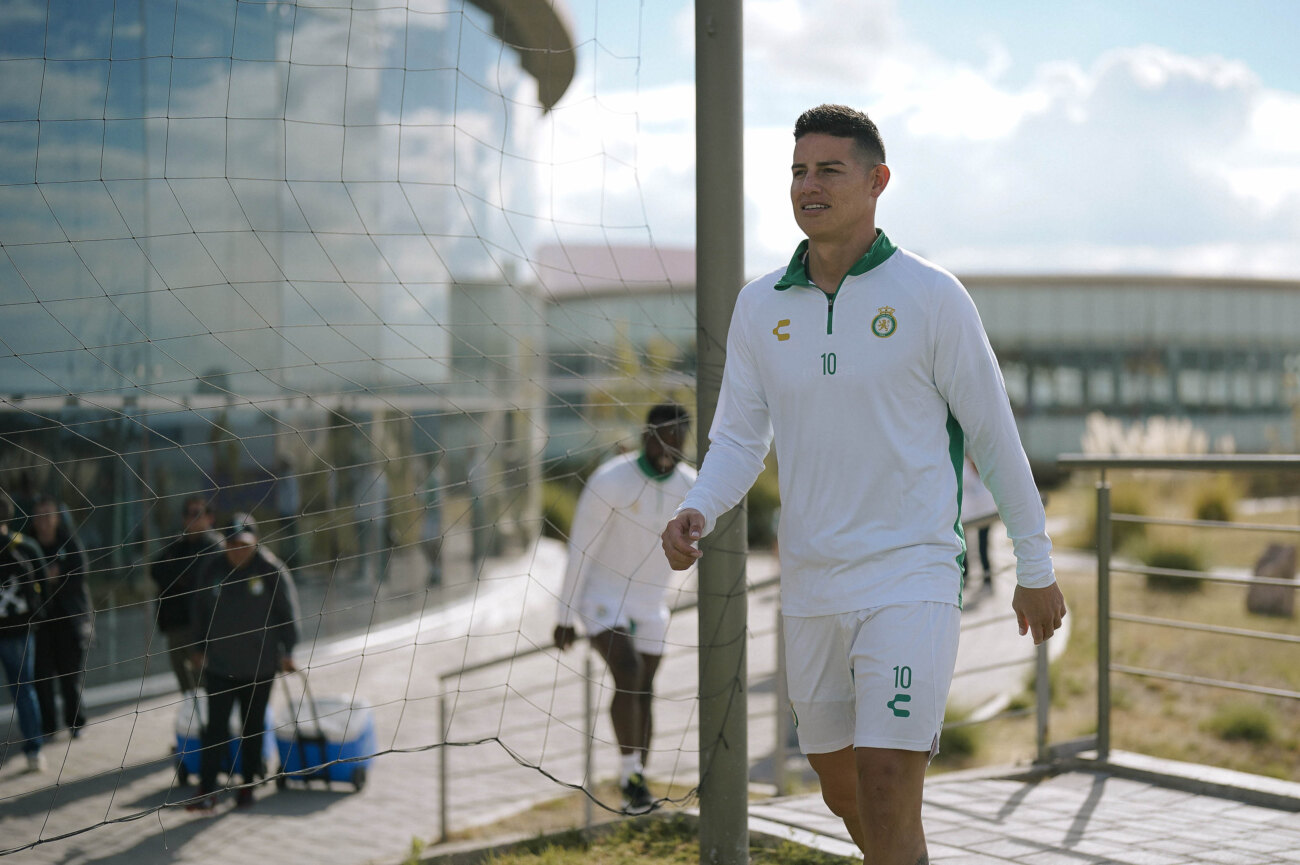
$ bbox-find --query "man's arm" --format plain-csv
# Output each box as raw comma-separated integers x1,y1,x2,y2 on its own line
553,472,614,650
933,281,1066,639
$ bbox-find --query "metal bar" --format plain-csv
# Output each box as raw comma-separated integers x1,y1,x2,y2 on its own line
1096,476,1112,762
1035,641,1050,764
1111,612,1300,644
1059,454,1300,470
774,608,788,797
438,686,448,843
696,1,747,860
1110,564,1298,589
1112,665,1300,701
1109,514,1300,534
583,651,593,830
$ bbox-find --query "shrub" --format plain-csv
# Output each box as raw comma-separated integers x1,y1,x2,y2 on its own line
1191,473,1239,524
936,720,980,762
1141,544,1205,593
541,481,578,541
1204,704,1275,743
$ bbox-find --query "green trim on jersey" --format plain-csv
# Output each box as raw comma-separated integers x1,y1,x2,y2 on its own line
947,410,966,610
636,452,675,482
774,231,898,334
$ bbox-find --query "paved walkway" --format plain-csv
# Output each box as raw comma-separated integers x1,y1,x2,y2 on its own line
3,536,1298,864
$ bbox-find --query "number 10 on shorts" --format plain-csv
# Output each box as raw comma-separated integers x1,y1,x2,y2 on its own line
888,665,912,717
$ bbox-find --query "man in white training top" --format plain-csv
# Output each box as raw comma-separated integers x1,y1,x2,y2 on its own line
555,403,696,814
661,105,1066,865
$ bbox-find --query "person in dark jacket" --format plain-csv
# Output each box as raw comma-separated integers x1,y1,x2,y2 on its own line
0,494,46,773
188,514,299,812
149,497,223,695
29,495,91,739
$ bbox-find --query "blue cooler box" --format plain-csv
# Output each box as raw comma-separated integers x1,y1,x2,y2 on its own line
175,691,277,786
274,680,376,791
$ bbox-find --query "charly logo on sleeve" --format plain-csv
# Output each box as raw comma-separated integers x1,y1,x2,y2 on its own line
871,306,897,338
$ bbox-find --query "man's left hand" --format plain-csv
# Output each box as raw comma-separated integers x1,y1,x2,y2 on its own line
1012,582,1067,645
280,656,298,673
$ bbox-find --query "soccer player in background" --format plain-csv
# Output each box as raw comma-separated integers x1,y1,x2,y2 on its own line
661,105,1066,864
554,403,696,813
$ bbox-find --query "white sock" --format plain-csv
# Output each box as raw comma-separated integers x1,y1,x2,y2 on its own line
619,753,643,784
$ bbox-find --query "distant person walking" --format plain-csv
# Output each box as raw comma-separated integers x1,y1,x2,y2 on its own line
149,497,224,696
29,495,91,740
554,403,696,813
0,494,47,773
962,455,997,590
188,514,299,812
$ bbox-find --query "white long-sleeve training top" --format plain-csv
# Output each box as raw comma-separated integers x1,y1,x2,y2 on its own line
680,232,1054,617
556,451,698,628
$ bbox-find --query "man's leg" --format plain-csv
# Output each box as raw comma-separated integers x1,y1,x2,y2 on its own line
588,629,645,759
855,747,930,865
633,652,662,764
806,746,867,853
34,625,59,737
199,676,237,794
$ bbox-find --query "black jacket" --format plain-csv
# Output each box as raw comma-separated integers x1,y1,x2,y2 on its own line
191,548,299,682
149,530,225,633
32,529,91,625
0,531,44,638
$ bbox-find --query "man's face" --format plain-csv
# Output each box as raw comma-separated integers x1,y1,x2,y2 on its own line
644,421,688,474
225,533,258,568
182,503,212,536
790,133,885,244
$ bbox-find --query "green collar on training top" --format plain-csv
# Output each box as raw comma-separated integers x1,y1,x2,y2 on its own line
637,452,675,481
774,229,897,291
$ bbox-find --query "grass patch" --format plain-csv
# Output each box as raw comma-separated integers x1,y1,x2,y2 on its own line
1203,705,1275,744
439,814,856,865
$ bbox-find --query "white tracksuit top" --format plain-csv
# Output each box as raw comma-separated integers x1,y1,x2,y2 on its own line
680,232,1054,617
557,451,698,628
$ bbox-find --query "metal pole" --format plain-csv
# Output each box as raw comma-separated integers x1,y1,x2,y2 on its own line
696,2,747,863
1096,474,1112,761
774,606,788,796
583,651,594,831
1034,641,1050,763
438,685,449,843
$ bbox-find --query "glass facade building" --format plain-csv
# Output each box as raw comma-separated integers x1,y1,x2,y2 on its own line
0,0,575,684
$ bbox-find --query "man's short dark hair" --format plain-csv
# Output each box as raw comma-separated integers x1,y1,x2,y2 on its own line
182,496,211,516
794,104,886,166
646,402,690,432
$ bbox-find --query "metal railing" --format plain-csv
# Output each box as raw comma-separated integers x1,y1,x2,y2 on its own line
1057,454,1300,764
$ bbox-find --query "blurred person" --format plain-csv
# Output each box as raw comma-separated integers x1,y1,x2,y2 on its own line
29,495,91,740
0,494,47,772
962,455,997,590
661,105,1066,864
187,513,299,813
554,403,696,813
148,497,224,696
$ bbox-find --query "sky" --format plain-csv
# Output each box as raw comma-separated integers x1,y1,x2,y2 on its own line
542,0,1300,279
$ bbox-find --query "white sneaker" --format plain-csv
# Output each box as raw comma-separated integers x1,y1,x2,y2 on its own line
25,752,47,773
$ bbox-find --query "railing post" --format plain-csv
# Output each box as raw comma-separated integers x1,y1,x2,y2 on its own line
1096,472,1112,762
1034,641,1050,763
438,682,449,843
583,651,594,830
774,606,788,796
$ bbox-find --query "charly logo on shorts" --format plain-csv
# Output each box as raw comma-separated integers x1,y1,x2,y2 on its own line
871,305,897,338
887,693,911,718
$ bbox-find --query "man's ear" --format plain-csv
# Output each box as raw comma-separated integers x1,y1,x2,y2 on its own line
872,163,891,197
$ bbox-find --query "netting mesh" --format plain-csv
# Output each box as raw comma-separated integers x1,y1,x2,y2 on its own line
0,0,720,854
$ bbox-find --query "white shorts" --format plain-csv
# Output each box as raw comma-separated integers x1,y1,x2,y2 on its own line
579,596,670,656
784,602,961,757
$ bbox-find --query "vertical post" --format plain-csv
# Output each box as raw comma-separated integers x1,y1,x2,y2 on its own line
583,651,594,830
774,606,788,796
1096,473,1112,761
438,685,449,843
1034,642,1050,763
696,2,747,863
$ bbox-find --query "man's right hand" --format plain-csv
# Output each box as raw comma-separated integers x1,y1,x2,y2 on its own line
553,625,578,651
661,509,705,571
